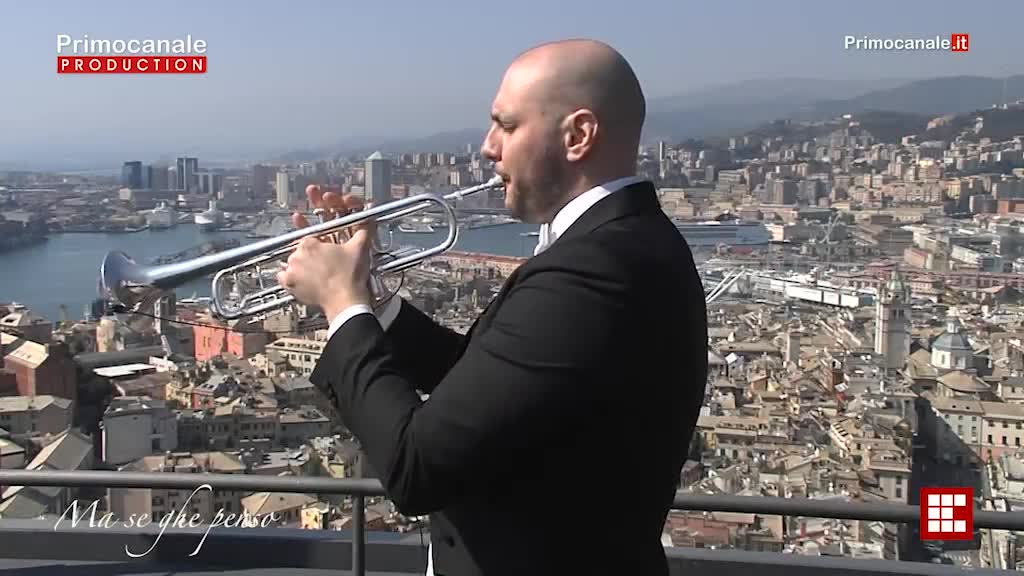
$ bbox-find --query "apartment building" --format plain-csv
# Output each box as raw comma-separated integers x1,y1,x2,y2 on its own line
108,451,246,524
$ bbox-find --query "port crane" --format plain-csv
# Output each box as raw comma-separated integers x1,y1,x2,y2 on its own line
818,211,842,268
705,268,749,304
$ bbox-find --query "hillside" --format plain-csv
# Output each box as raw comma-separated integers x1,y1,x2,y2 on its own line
919,106,1024,143
273,74,1024,161
854,110,932,143
794,75,1024,121
742,110,930,145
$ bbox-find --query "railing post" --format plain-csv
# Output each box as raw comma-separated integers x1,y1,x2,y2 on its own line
353,494,365,576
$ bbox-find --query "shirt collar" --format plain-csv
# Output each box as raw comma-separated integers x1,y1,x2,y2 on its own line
534,175,645,255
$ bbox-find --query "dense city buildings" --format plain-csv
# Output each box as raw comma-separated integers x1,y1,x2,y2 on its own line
2,99,1024,569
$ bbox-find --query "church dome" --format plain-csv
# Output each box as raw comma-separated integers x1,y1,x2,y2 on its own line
931,317,973,371
932,319,971,352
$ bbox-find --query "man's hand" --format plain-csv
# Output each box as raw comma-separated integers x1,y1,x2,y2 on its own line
276,185,376,319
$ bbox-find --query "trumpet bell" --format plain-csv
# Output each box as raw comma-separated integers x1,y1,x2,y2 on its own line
100,250,156,311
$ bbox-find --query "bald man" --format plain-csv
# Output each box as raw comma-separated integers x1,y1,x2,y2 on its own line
282,39,708,576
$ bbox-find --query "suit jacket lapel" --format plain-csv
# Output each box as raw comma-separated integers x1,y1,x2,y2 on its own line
554,180,660,246
463,266,521,343
460,181,657,343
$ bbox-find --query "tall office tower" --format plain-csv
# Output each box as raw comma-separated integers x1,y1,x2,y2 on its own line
276,170,291,207
176,157,199,192
121,161,143,189
365,151,392,206
314,160,329,183
875,270,911,372
251,164,274,198
198,173,223,196
148,165,169,190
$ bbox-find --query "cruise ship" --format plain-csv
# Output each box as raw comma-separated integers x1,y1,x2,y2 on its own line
195,200,224,232
146,201,178,229
673,218,771,247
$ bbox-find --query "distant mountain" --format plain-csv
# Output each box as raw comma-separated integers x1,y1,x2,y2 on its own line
268,127,487,164
272,74,1024,162
641,77,913,143
644,75,1024,144
791,75,1024,121
361,127,487,156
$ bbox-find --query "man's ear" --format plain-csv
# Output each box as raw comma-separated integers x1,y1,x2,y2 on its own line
563,109,598,162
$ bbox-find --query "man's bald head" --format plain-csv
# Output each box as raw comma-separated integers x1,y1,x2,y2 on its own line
508,39,646,158
481,39,646,222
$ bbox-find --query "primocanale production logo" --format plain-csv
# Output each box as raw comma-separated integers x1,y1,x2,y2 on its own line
57,34,207,74
920,487,974,541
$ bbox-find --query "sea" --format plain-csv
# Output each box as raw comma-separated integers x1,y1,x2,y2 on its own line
0,222,541,322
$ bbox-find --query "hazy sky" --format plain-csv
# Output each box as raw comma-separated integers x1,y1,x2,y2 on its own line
1,0,1020,170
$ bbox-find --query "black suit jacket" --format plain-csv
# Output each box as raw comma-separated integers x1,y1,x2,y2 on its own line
311,181,708,575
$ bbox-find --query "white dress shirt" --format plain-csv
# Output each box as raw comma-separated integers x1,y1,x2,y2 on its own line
324,174,644,575
533,175,644,255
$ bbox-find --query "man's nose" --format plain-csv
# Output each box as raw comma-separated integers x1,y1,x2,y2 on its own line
481,126,499,161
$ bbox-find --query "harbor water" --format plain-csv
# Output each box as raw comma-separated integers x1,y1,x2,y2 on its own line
0,222,540,322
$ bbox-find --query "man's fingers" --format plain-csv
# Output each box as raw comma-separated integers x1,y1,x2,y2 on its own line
305,185,324,208
342,193,365,213
307,184,349,207
292,212,309,229
276,270,291,289
346,201,379,248
322,191,348,212
348,226,373,250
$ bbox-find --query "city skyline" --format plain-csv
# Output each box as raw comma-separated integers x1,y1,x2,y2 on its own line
4,46,1024,567
1,0,1022,171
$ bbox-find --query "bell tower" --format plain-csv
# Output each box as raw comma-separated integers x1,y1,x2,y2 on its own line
875,269,911,372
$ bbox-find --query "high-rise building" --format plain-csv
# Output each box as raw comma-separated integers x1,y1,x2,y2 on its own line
148,165,169,190
276,171,291,207
251,164,275,198
772,179,799,205
176,157,199,192
198,173,223,196
121,161,143,189
365,151,392,206
875,271,911,372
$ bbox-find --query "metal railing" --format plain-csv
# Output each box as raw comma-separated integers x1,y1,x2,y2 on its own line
2,469,1023,574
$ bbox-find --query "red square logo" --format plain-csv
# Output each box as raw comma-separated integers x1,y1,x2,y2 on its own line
920,487,973,540
951,34,970,52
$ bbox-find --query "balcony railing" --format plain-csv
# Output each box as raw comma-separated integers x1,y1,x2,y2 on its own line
0,469,1021,575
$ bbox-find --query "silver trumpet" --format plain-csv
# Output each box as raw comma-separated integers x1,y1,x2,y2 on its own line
99,176,505,320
